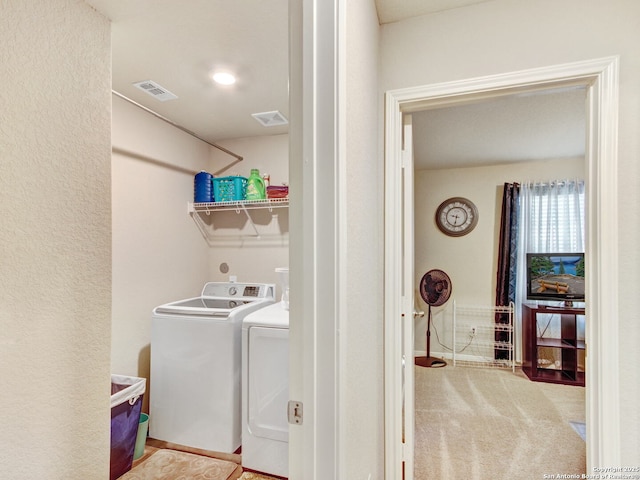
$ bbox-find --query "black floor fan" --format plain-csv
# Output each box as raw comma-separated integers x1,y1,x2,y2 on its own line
415,269,452,368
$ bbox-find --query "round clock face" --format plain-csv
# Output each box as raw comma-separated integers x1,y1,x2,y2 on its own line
435,197,478,237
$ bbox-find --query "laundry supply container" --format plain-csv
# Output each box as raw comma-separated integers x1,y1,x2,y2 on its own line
194,171,214,202
110,375,146,480
275,267,289,310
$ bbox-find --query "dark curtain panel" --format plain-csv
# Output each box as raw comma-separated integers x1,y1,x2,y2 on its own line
495,182,520,359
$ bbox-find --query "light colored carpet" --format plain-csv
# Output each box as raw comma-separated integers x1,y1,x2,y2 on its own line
414,366,586,480
120,448,240,480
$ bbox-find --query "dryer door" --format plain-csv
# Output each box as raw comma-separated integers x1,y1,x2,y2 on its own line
247,326,289,442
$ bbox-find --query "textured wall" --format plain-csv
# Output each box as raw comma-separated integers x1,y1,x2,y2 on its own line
0,0,111,477
380,0,640,465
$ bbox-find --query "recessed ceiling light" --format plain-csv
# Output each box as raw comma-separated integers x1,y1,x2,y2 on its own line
212,72,236,85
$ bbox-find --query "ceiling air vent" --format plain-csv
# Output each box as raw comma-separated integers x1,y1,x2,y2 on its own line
252,110,288,127
133,80,178,102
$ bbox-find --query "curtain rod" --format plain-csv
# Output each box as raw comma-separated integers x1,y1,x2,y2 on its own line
111,90,243,162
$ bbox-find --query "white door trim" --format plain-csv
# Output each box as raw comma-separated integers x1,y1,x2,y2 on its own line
384,84,407,480
289,0,345,478
401,115,415,479
384,57,620,479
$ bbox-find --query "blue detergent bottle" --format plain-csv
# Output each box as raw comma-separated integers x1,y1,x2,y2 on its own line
194,171,213,202
245,168,266,200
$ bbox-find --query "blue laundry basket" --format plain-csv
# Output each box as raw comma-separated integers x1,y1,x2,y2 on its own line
110,375,146,480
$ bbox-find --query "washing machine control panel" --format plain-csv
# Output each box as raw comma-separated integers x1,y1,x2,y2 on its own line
243,286,260,297
227,286,258,297
201,282,275,300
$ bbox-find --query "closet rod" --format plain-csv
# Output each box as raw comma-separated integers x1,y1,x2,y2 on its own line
112,90,243,162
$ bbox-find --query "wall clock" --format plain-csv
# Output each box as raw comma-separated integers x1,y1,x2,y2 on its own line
435,197,478,237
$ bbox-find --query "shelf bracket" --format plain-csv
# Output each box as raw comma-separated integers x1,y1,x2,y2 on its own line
187,199,289,243
239,203,261,239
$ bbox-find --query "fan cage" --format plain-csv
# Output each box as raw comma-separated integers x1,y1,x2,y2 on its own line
419,269,452,307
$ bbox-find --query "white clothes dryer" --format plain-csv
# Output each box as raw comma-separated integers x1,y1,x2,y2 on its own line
242,301,289,478
150,282,274,453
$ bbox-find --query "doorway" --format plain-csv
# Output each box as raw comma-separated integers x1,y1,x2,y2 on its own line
384,57,621,480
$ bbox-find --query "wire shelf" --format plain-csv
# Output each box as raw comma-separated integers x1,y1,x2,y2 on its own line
452,301,515,372
453,359,514,370
189,197,289,213
187,198,289,242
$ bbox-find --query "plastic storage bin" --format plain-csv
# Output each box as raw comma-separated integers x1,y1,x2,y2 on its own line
133,413,149,460
213,176,247,202
110,375,146,480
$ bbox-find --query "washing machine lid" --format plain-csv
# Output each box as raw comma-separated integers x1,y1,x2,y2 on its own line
154,282,275,317
154,297,256,316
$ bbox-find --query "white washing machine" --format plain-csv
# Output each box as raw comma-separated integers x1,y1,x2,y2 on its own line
242,301,289,477
150,282,274,453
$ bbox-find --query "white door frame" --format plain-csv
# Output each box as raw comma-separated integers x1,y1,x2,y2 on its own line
401,115,416,479
384,57,620,479
288,0,345,478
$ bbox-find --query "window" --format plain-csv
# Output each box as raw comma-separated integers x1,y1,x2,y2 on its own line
522,180,585,253
513,179,585,361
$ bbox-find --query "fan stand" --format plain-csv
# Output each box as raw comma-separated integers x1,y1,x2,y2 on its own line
415,305,447,368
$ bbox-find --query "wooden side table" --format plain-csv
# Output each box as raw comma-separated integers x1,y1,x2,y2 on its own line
522,304,585,386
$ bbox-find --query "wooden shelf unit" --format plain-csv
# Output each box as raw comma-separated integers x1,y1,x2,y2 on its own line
522,304,585,386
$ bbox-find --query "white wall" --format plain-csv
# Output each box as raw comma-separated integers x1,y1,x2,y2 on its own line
342,0,383,477
211,134,289,188
380,0,640,463
111,99,290,410
415,158,585,354
111,95,212,401
0,1,111,477
206,134,290,295
289,0,382,476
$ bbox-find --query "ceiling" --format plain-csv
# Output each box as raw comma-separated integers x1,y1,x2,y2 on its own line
85,0,290,143
85,0,585,169
374,0,494,24
411,87,586,170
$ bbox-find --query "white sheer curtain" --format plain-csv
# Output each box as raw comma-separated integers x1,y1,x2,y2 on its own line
514,179,585,361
